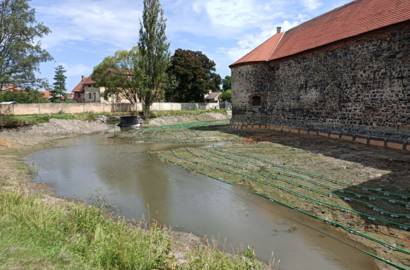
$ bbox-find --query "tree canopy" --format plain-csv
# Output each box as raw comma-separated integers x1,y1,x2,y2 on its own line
92,49,140,105
165,49,221,102
137,0,170,118
222,75,231,91
0,0,52,89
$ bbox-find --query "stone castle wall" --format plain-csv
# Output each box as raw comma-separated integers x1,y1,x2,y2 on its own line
231,22,410,148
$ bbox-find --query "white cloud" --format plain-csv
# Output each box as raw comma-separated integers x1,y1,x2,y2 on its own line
221,17,304,63
35,0,141,49
192,0,286,31
302,0,322,10
61,63,92,78
220,28,274,61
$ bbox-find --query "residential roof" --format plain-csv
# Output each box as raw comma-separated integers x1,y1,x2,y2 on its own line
42,90,51,99
72,76,96,93
0,84,24,92
231,0,410,67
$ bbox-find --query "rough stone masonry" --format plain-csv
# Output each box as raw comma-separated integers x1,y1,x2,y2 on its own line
231,22,410,151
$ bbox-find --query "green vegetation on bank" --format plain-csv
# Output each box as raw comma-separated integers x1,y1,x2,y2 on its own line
0,191,263,270
151,109,227,118
0,109,227,129
0,112,105,129
0,192,170,269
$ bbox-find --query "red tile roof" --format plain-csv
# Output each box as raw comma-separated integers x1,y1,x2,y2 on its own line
232,33,284,66
231,0,410,67
72,76,96,93
42,90,51,99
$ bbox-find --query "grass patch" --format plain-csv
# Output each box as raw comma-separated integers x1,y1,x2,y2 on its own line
0,112,113,129
182,246,263,270
151,109,227,118
0,191,171,269
0,110,227,129
0,191,264,270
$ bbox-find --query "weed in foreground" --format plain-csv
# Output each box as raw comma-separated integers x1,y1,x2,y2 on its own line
0,191,265,270
0,191,172,269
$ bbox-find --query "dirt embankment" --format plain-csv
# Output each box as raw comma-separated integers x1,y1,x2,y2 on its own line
148,112,229,127
0,119,110,198
0,119,109,148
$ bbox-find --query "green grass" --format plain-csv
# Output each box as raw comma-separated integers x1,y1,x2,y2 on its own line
0,112,118,129
0,191,264,270
182,246,263,270
0,192,171,269
151,109,227,118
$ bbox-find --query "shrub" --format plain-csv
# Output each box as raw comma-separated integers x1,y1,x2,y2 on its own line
0,90,47,104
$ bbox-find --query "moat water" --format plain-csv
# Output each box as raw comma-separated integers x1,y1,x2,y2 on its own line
26,135,378,270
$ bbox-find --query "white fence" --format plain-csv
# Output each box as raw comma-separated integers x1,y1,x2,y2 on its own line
0,102,221,115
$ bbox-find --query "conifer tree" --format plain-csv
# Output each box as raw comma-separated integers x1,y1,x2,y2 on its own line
51,65,66,102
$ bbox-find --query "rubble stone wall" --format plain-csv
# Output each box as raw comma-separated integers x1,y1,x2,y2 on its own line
231,22,410,148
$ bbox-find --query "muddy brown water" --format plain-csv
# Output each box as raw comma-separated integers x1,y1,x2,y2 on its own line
26,135,379,270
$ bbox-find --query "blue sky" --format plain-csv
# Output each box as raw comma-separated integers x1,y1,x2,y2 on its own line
32,0,350,90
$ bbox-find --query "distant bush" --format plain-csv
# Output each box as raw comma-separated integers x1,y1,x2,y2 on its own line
0,90,47,104
220,89,232,102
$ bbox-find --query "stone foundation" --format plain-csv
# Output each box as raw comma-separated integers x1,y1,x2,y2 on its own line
231,122,409,152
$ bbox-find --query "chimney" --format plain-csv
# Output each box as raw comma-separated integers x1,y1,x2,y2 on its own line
81,75,84,81
276,26,282,34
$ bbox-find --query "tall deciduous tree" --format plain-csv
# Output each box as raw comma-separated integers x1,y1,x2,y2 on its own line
137,0,170,119
51,65,66,102
92,49,140,105
166,49,221,102
0,0,52,89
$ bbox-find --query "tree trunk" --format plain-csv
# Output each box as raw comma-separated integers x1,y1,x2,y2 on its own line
142,101,151,121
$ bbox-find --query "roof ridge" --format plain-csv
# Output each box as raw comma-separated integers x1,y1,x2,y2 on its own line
269,31,286,60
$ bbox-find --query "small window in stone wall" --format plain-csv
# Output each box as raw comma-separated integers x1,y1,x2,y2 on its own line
251,95,262,106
